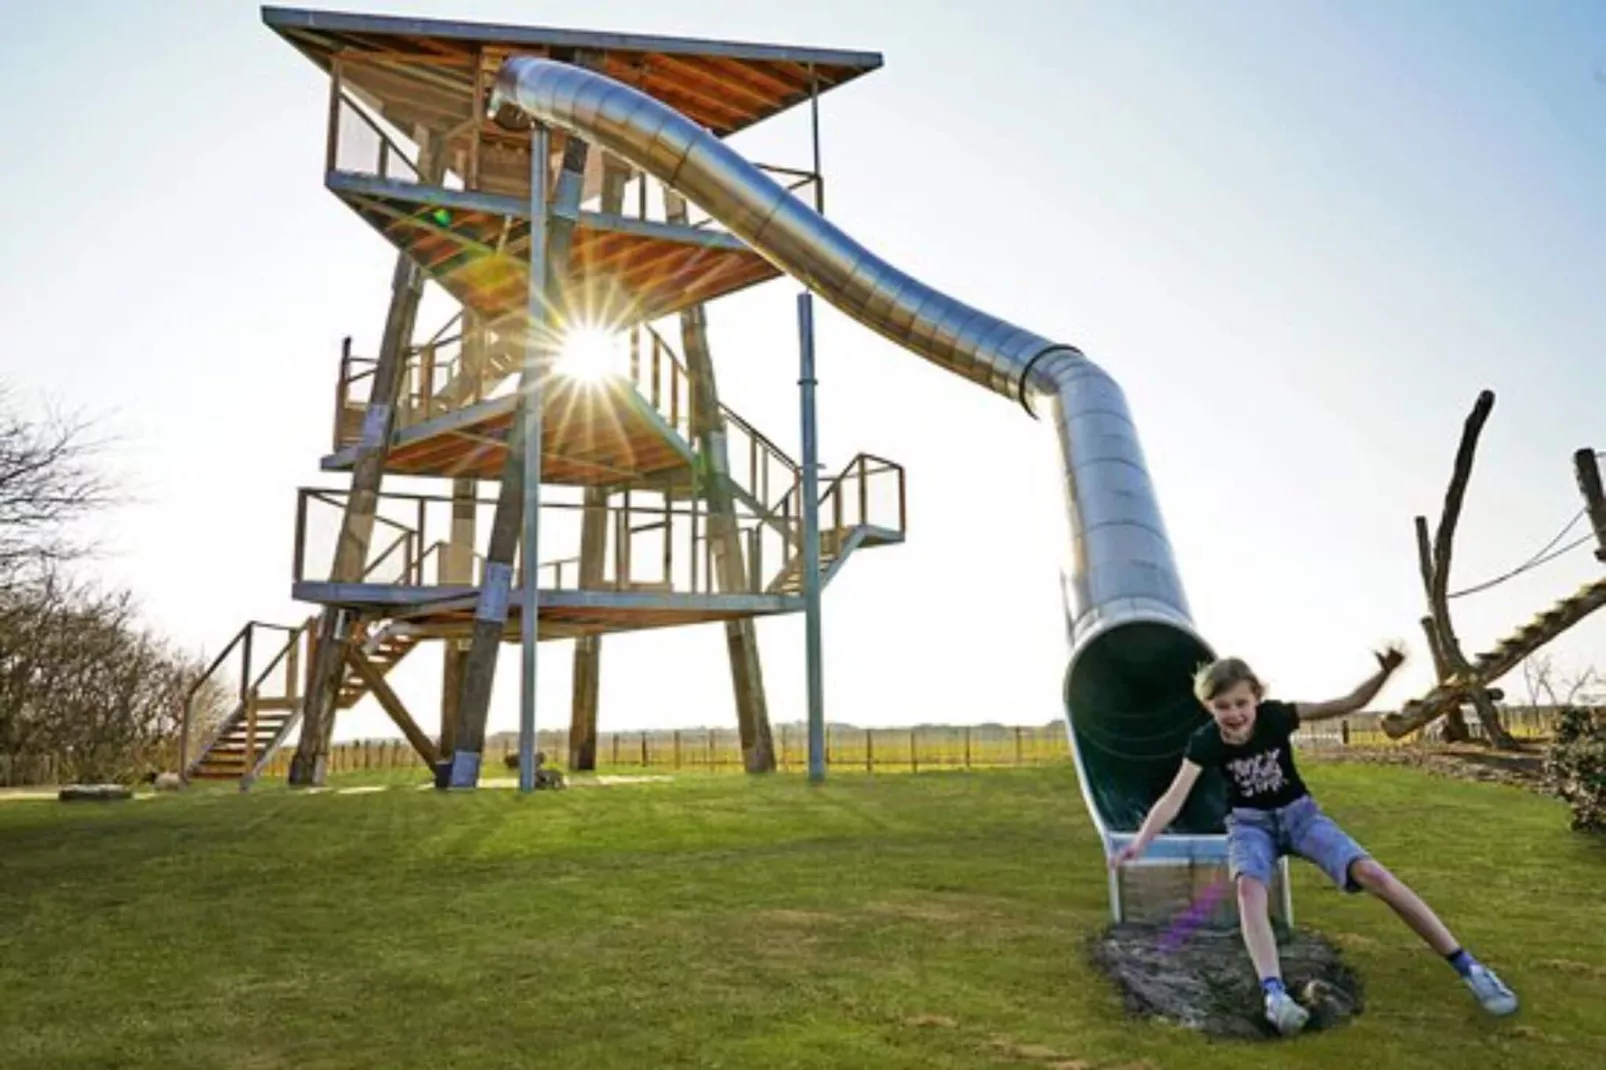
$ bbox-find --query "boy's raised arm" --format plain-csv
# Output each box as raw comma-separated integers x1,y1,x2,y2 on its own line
1108,760,1203,867
1295,642,1407,723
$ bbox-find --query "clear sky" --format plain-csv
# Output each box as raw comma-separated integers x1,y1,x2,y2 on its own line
2,0,1604,744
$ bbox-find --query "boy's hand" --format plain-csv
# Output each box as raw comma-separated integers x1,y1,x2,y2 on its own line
1108,841,1144,870
1373,641,1406,676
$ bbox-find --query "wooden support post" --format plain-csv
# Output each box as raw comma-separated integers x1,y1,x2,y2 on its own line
665,190,777,774
1414,516,1470,742
344,647,441,767
438,315,482,762
1395,391,1518,748
1574,448,1606,562
290,129,448,788
567,157,631,773
447,124,591,788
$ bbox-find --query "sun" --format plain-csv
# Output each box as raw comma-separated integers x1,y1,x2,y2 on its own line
554,325,622,383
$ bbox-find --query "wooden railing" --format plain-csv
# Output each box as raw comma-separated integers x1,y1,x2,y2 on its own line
180,620,308,778
332,314,469,452
328,83,423,185
293,486,781,597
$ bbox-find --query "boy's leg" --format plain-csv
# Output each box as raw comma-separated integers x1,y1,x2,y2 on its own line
1288,802,1518,1016
1235,875,1284,980
1229,814,1309,1035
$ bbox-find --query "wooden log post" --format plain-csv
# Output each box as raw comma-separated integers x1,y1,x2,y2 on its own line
567,156,631,773
344,648,441,767
665,191,777,774
290,128,448,788
1414,516,1470,742
446,123,591,788
1574,448,1606,563
1414,391,1518,748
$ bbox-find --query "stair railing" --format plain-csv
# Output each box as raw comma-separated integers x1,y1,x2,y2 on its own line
180,620,307,779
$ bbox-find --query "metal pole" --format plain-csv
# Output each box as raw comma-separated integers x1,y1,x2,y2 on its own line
799,292,825,783
519,124,551,794
808,64,823,215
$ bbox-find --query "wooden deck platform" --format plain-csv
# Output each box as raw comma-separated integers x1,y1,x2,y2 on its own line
291,582,799,640
264,6,883,190
330,174,781,330
325,374,693,484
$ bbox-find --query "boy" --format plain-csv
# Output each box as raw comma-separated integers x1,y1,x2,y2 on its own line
1108,645,1518,1035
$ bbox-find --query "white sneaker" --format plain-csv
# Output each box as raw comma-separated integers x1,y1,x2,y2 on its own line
1464,964,1518,1016
1265,989,1310,1036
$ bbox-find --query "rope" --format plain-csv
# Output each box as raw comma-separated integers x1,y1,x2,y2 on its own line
1448,511,1594,599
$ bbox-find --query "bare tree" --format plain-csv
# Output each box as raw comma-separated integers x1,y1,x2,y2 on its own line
0,385,117,590
0,569,208,785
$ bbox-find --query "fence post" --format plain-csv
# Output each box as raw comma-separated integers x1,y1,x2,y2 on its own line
964,725,973,769
865,728,873,773
1014,726,1023,765
674,729,682,769
640,731,648,767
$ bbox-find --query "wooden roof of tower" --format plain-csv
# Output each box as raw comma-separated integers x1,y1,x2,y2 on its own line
262,6,884,147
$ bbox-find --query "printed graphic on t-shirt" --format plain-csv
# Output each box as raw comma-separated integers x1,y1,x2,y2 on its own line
1226,748,1287,798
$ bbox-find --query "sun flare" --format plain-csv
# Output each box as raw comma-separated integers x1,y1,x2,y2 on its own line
554,325,621,383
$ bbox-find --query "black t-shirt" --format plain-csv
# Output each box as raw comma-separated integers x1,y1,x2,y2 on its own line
1183,699,1309,810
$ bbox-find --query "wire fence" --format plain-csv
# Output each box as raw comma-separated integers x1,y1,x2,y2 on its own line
3,708,1576,788
251,706,1571,780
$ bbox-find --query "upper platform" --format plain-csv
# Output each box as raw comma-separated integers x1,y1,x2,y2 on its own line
263,6,883,144
265,6,882,330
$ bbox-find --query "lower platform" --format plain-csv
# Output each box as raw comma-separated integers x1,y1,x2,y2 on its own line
293,581,799,640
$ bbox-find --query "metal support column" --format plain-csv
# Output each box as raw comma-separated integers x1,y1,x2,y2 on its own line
798,293,825,782
518,132,563,794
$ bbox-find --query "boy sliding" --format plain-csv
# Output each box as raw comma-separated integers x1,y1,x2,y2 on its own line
1109,645,1518,1035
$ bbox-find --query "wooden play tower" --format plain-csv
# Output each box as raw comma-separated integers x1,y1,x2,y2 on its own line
179,7,907,787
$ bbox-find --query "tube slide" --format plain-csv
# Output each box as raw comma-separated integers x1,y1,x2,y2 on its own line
488,58,1230,863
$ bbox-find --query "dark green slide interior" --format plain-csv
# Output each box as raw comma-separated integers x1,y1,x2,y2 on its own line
1063,620,1228,835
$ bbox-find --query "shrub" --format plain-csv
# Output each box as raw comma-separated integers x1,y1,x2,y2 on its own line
1542,706,1606,831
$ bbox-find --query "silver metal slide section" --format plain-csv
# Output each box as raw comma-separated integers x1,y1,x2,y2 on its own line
489,58,1234,900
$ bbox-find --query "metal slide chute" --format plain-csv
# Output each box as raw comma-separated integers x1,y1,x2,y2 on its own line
489,57,1249,920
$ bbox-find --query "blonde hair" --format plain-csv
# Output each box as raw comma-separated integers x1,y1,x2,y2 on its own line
1193,656,1265,704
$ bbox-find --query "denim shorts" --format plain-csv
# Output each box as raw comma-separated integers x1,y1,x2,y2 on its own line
1226,794,1370,893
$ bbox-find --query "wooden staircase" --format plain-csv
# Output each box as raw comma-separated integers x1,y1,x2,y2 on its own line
184,620,421,784
1385,575,1606,736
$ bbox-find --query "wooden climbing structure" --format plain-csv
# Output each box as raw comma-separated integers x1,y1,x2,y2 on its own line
180,8,908,786
1384,390,1606,744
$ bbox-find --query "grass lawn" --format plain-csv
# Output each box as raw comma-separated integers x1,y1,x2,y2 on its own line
1,761,1602,1069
